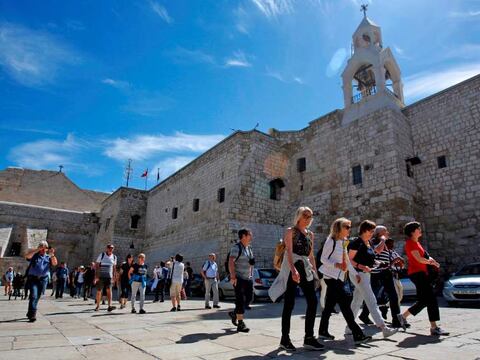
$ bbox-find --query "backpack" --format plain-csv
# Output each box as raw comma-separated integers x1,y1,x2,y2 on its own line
316,238,337,272
203,261,211,272
224,243,242,275
273,239,286,271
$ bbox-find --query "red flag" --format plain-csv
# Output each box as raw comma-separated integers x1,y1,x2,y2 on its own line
141,169,148,177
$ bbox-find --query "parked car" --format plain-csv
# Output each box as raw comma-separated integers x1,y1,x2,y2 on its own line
189,273,206,296
218,268,278,301
398,270,416,298
443,262,480,306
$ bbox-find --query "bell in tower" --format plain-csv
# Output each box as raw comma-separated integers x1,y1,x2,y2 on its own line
341,5,404,126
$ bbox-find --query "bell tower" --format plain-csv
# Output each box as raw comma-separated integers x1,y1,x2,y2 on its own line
341,5,404,125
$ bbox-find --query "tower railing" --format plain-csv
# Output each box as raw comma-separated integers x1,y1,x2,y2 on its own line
351,85,377,104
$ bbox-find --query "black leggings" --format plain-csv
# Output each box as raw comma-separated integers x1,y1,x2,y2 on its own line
282,261,317,340
319,278,363,338
408,272,440,322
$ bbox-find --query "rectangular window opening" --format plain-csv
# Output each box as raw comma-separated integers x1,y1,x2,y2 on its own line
297,157,306,172
437,155,447,169
193,198,200,212
352,165,362,185
172,207,178,219
217,188,225,203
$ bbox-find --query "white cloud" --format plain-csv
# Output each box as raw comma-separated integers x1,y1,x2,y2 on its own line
104,132,226,161
404,63,480,101
0,22,81,87
234,5,250,34
166,47,216,65
266,67,305,84
123,92,174,117
225,51,252,68
150,1,173,24
251,0,293,19
325,48,347,78
8,134,91,173
0,127,60,135
152,156,197,179
102,78,131,90
448,10,480,19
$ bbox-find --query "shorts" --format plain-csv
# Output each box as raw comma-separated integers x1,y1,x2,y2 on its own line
96,277,112,291
170,282,182,298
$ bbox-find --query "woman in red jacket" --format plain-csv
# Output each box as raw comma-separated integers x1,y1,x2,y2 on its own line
397,222,449,336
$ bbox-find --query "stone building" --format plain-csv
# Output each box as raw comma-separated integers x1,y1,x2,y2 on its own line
1,14,479,276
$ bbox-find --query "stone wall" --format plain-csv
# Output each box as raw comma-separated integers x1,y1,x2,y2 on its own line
0,168,108,212
93,188,148,264
0,201,98,275
404,74,480,272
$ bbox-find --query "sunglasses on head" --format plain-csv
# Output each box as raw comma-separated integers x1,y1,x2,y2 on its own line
302,213,313,219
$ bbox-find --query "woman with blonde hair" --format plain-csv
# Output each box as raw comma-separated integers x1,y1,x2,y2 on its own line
277,206,323,351
318,218,371,344
128,253,148,314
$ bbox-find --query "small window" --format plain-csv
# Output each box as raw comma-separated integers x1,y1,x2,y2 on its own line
104,218,111,231
269,178,285,200
193,198,200,212
352,165,362,185
437,155,447,169
297,157,306,172
9,242,21,257
300,184,304,191
130,215,140,229
406,162,414,178
218,188,225,203
172,207,178,219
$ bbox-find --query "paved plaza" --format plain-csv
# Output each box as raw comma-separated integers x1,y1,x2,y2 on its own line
0,294,479,360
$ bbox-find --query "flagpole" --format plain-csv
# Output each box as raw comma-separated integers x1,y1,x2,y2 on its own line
145,168,148,190
157,168,160,183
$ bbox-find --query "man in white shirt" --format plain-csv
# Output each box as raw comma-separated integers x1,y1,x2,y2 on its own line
94,244,117,312
169,254,184,312
202,253,220,309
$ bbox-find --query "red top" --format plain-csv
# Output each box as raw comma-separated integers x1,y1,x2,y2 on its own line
405,239,428,275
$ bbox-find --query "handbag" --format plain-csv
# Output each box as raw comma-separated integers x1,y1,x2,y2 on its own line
423,250,439,283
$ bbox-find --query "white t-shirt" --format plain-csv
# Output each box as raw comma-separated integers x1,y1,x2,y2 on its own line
96,252,117,278
77,272,84,283
170,261,184,284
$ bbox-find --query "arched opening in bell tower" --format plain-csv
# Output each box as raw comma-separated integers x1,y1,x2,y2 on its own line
351,64,376,104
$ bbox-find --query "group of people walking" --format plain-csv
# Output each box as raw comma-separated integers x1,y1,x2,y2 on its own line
269,206,449,352
14,205,449,354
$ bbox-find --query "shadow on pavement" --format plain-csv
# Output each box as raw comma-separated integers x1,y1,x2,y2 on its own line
396,332,442,348
176,328,236,344
0,318,30,323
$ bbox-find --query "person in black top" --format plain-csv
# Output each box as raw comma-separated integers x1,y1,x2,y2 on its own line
119,254,133,309
279,207,324,352
347,220,397,338
185,262,193,297
128,253,148,314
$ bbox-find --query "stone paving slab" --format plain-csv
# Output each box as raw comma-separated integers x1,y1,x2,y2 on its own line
0,295,479,359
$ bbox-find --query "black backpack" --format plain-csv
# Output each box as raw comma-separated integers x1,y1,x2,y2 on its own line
316,239,337,276
224,243,242,275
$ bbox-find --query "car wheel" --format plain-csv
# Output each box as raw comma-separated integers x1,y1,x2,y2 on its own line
219,288,225,300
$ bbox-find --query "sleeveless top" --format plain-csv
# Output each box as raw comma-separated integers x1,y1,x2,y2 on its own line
292,227,312,256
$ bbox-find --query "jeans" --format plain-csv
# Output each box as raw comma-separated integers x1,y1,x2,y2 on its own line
56,278,66,298
131,281,145,310
408,272,440,322
28,276,48,316
319,278,363,338
349,271,385,327
281,261,318,340
204,278,219,306
154,280,165,301
76,283,84,298
371,270,401,322
234,277,253,315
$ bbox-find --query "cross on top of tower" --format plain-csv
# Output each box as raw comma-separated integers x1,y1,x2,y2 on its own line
360,4,368,18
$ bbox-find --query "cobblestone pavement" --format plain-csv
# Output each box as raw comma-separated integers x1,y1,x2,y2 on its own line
0,293,479,360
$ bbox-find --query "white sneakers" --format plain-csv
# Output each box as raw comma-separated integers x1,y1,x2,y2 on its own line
382,326,398,338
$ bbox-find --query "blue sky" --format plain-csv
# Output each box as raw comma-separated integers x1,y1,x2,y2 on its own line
0,0,479,192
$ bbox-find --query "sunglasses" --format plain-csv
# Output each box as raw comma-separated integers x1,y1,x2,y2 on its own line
342,224,352,230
